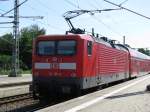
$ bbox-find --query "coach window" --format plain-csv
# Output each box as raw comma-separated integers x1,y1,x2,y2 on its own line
87,41,92,55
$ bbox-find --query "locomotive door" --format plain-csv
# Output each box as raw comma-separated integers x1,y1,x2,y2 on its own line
96,44,101,85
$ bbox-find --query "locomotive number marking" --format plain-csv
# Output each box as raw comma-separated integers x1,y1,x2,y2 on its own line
50,63,59,69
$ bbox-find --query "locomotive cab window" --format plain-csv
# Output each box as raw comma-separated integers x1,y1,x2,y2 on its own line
57,40,76,55
37,41,55,55
87,41,92,55
37,40,76,56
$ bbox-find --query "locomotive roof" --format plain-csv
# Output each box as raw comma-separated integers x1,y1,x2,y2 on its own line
37,34,94,41
88,35,129,52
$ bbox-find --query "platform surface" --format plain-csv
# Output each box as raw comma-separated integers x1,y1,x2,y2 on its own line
37,74,150,112
0,74,31,98
0,74,32,86
0,85,30,98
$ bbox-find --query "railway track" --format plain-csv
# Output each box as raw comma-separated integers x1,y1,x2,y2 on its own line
0,93,32,105
0,93,39,112
0,92,77,112
0,92,67,112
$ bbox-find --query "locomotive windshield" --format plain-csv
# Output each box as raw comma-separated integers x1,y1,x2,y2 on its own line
38,41,55,55
57,40,76,55
37,40,76,56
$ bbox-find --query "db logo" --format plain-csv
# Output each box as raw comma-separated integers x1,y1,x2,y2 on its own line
52,57,57,62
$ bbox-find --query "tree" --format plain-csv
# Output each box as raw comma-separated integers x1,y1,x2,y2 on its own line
0,54,12,70
0,24,46,72
0,33,13,55
138,48,150,56
19,25,46,69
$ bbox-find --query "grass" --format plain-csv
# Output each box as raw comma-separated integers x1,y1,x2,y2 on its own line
22,70,32,74
0,69,11,75
0,69,32,75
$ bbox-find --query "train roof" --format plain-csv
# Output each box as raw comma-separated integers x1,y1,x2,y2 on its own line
128,47,150,60
116,44,150,60
90,35,129,52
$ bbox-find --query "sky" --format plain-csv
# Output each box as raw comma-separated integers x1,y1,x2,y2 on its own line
0,0,150,49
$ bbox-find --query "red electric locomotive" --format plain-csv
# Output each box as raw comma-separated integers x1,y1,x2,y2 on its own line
32,34,150,97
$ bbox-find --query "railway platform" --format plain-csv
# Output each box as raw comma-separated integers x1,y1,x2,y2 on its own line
37,74,150,112
0,74,32,98
0,74,31,87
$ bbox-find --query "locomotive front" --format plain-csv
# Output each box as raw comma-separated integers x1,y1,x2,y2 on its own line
32,35,84,97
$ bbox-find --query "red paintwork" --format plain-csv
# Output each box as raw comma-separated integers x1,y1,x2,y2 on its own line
128,48,150,77
82,40,129,77
130,57,150,76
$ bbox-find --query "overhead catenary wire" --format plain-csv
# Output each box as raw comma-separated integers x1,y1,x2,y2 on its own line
25,0,63,20
84,3,123,37
34,20,65,32
0,8,6,12
0,21,13,24
88,0,119,25
0,15,43,19
85,0,123,36
104,0,150,20
36,0,60,16
92,15,122,36
41,22,65,32
1,0,28,16
0,0,8,1
0,0,63,36
0,9,5,14
63,0,122,37
24,0,66,32
23,6,65,32
119,0,129,6
27,4,48,16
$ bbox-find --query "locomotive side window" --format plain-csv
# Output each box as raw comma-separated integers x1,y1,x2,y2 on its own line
87,41,92,55
57,40,76,55
37,41,55,55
